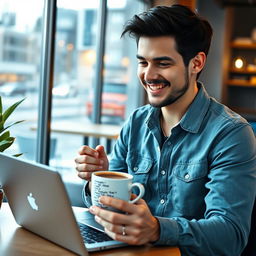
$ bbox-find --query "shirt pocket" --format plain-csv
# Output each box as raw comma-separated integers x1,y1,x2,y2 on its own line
171,161,209,217
127,153,153,186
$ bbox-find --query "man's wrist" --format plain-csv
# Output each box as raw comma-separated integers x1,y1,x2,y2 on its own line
150,217,160,243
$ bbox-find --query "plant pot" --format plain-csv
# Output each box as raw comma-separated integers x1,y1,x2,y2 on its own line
0,188,4,209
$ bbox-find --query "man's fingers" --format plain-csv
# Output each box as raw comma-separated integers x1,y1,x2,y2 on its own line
95,216,139,238
75,163,103,172
78,145,99,157
104,227,146,245
75,145,109,181
95,145,107,158
95,216,124,234
75,154,103,165
77,171,92,181
90,205,128,225
99,196,145,214
89,197,144,224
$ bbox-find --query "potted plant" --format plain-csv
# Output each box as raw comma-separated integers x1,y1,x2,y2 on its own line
0,96,24,208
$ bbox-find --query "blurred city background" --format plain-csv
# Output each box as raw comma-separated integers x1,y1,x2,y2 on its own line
0,0,145,185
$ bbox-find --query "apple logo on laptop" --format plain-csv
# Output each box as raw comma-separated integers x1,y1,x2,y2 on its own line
27,193,39,211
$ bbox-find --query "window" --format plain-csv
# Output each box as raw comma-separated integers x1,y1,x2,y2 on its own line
1,0,146,205
0,0,44,161
51,0,145,180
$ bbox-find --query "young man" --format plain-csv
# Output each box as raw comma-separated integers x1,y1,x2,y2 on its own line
75,5,256,255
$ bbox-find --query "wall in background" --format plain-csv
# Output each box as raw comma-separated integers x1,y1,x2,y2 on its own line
197,0,226,101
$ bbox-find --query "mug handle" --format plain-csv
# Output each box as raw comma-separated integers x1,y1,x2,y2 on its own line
128,183,145,204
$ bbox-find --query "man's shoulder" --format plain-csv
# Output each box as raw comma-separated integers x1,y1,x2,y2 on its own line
208,98,249,129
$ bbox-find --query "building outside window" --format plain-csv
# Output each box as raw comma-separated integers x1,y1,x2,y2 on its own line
0,0,44,161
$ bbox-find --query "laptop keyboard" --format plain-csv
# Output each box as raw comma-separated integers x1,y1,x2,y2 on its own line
78,222,114,244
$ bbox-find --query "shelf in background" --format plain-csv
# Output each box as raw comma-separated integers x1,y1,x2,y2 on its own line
229,68,256,74
227,80,256,87
230,42,256,49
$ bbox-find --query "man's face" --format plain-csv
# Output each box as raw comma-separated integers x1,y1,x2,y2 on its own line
137,36,190,108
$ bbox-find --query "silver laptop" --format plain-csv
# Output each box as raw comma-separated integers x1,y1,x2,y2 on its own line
0,152,126,255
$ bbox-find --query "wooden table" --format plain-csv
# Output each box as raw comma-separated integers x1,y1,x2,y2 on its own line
0,203,181,256
31,122,122,153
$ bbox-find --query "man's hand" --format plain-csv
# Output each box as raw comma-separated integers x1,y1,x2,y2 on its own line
74,145,109,181
89,196,160,245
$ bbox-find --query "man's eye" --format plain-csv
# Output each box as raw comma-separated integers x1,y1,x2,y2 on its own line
138,61,147,66
159,62,171,67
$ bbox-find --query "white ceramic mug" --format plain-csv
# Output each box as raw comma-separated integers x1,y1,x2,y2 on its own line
91,171,145,212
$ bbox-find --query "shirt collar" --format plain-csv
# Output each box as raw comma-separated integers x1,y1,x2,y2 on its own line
145,106,161,128
179,82,210,133
145,82,210,134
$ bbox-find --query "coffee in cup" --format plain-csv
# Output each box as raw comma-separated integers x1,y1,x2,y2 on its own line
91,171,145,212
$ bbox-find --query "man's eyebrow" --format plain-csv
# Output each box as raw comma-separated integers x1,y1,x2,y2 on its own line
136,54,174,62
136,54,145,60
153,56,173,61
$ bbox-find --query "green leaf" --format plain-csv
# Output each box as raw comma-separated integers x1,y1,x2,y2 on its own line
13,153,23,157
0,96,2,115
0,96,25,155
0,137,14,152
3,98,25,123
0,131,10,141
0,121,4,134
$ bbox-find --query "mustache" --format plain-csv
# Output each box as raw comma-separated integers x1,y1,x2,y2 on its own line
143,79,170,86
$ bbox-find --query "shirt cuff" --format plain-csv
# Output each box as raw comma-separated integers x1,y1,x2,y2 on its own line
154,217,179,245
82,181,92,208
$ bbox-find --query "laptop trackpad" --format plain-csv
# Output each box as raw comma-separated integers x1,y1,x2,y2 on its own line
73,208,105,232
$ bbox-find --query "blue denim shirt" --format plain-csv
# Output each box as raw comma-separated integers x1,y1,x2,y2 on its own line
83,83,256,256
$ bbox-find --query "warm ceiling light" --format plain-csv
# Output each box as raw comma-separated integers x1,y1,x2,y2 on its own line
234,57,245,69
121,57,130,67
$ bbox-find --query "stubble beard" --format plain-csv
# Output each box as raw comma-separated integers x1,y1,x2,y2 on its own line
148,72,189,108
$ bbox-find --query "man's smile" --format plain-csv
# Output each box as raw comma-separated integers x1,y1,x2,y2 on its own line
143,80,170,92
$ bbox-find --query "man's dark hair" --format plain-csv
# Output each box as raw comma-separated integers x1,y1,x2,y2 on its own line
122,4,213,66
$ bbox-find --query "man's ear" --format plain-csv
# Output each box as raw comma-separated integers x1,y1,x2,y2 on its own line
189,52,206,75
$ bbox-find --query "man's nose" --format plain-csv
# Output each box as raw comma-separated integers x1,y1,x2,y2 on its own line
144,65,158,82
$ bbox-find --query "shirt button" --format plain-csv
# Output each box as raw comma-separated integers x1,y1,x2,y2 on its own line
161,170,166,176
160,199,165,204
184,173,190,180
133,167,138,171
168,142,171,146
